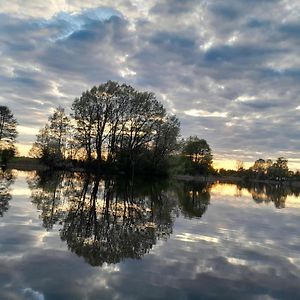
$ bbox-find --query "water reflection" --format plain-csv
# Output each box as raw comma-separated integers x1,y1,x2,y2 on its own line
0,168,16,217
2,171,300,299
26,171,300,268
237,182,300,208
27,171,177,266
176,181,211,218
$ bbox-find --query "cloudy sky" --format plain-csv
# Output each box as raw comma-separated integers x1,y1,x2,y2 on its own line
1,0,300,169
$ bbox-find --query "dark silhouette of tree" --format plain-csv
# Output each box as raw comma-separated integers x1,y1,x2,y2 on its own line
0,106,18,165
30,107,71,166
71,81,180,174
182,136,213,175
0,169,16,217
251,158,267,179
268,157,289,180
248,157,290,180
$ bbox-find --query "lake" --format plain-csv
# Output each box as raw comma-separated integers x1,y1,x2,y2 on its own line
1,169,300,300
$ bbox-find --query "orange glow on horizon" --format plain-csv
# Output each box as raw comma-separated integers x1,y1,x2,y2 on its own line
14,143,300,171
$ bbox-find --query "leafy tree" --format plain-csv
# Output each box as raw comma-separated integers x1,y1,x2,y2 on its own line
0,147,17,165
0,106,18,164
31,82,181,174
71,81,180,174
72,81,120,163
151,115,180,168
30,106,71,165
252,158,266,173
268,157,289,179
182,136,213,175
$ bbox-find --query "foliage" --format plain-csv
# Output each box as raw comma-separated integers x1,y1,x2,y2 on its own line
0,106,18,164
30,106,71,166
231,156,293,181
0,146,16,165
71,81,180,174
181,136,213,175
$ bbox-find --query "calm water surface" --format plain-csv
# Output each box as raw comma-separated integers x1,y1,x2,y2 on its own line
1,169,300,300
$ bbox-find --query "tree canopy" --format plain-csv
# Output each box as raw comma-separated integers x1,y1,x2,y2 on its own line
0,106,18,164
30,106,71,165
31,81,181,175
181,136,213,175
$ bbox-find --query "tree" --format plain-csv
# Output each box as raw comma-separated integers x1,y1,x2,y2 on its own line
236,160,244,171
182,136,213,175
151,115,180,167
30,106,71,165
72,81,123,163
268,157,289,179
252,158,266,174
0,106,18,164
71,81,180,174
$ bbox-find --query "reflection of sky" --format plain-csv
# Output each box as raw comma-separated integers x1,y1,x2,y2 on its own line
1,172,300,299
211,183,300,209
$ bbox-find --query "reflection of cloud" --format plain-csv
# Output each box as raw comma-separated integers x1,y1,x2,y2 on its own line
1,173,300,298
175,233,219,243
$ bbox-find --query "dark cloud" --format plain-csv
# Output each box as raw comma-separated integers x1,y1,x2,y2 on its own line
279,22,300,40
209,4,240,20
150,0,199,15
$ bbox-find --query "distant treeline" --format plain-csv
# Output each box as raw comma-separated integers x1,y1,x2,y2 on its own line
219,157,300,181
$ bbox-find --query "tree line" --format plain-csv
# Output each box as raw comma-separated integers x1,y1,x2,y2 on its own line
29,81,181,175
1,80,299,178
220,157,299,181
0,81,213,175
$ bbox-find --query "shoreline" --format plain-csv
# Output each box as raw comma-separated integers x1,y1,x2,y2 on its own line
4,158,300,187
173,174,300,187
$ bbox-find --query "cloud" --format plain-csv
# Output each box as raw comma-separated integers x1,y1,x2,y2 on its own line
1,172,300,298
184,109,228,118
0,1,299,166
22,288,45,300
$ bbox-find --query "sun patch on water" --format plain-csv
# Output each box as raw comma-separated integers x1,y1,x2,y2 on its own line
226,257,248,266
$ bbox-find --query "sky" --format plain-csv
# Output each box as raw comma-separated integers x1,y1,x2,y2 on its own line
0,0,300,170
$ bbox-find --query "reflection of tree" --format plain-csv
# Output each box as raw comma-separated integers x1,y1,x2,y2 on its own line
28,172,176,266
176,181,211,218
0,168,16,217
239,182,299,209
27,171,76,229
